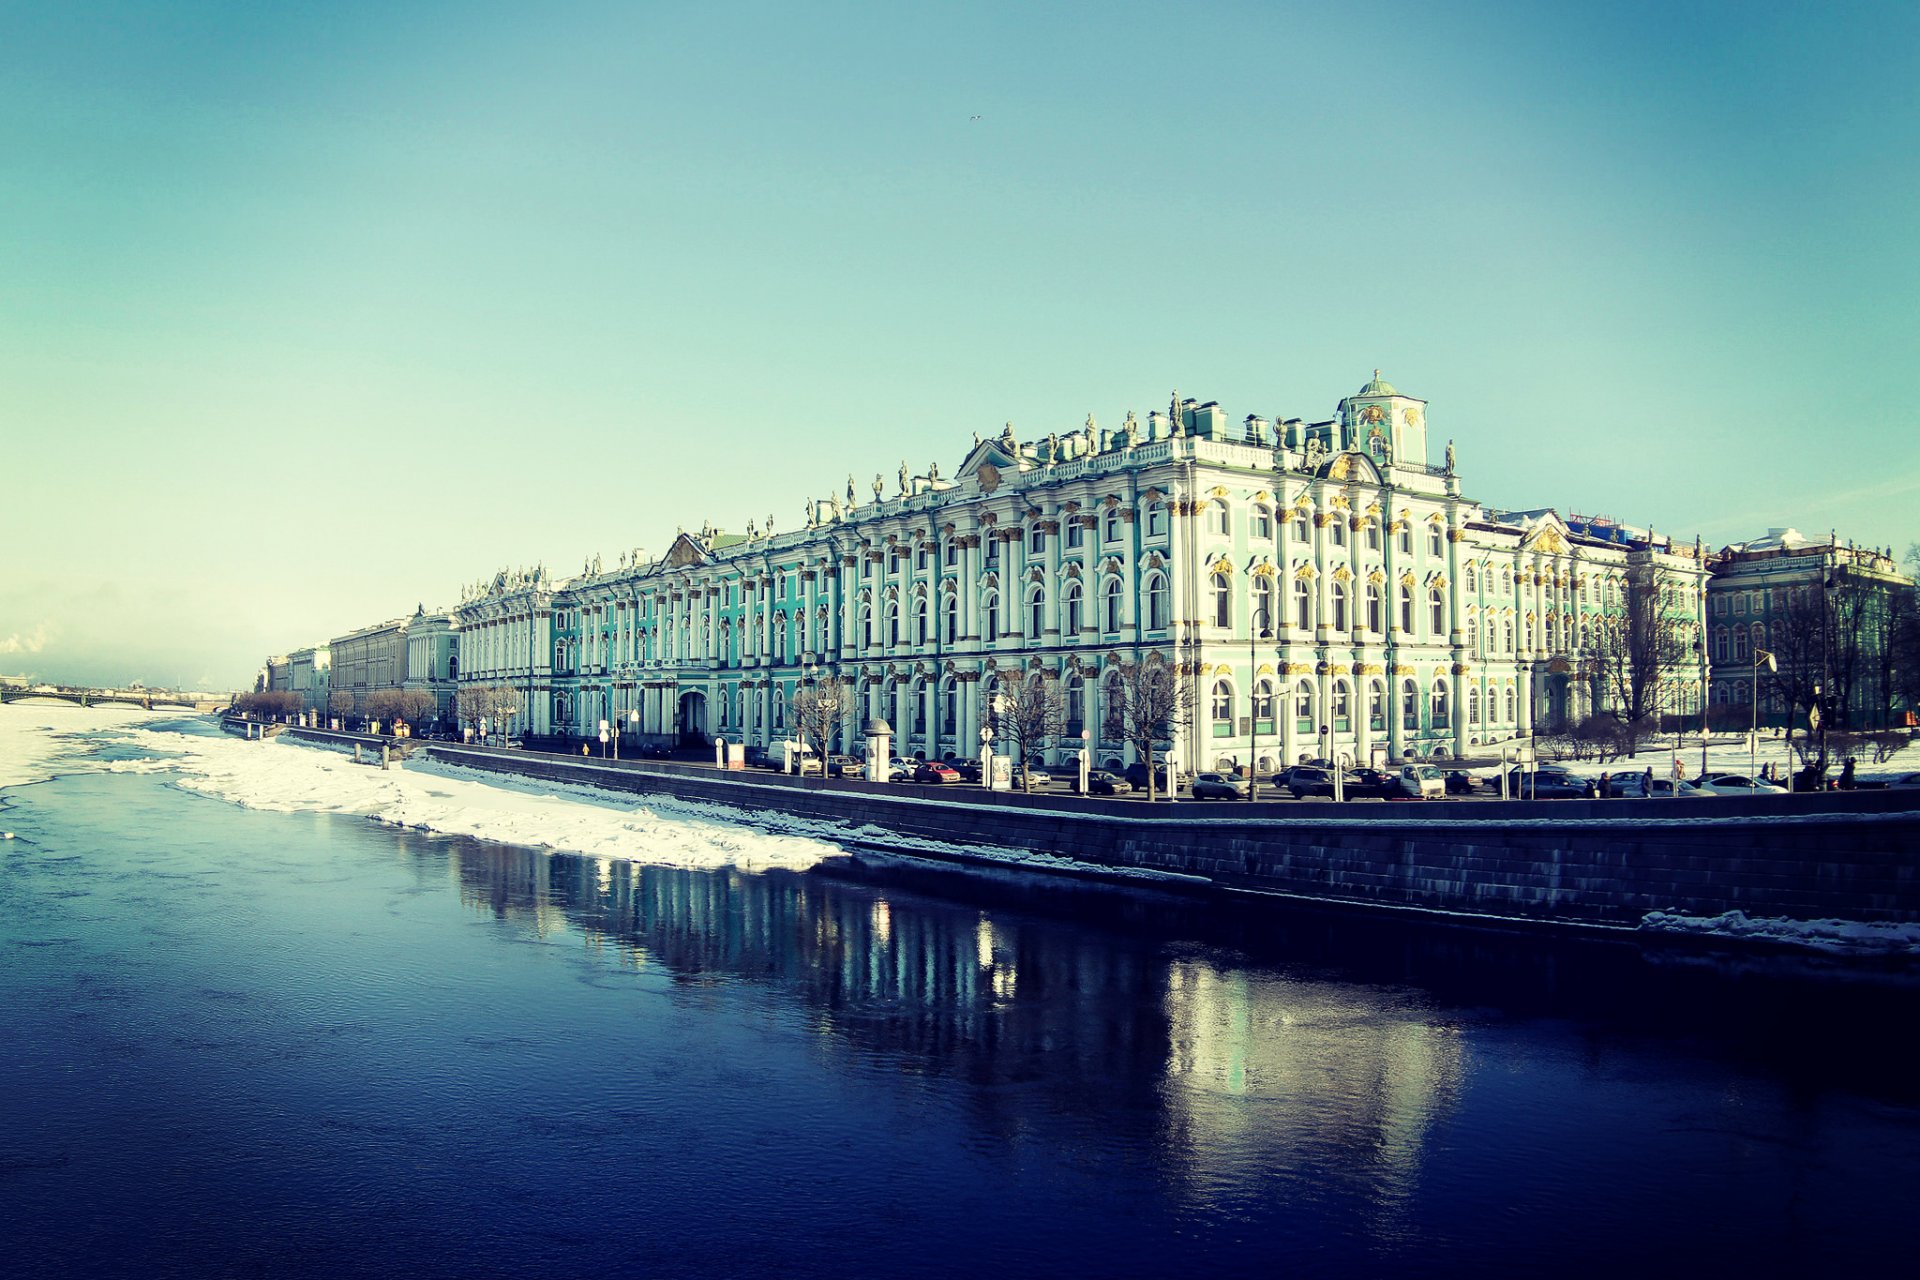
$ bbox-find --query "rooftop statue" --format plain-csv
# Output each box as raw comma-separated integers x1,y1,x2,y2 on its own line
899,460,910,495
1123,410,1140,448
1445,439,1456,476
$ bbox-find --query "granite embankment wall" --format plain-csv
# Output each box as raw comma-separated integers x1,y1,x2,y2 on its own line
402,741,1920,931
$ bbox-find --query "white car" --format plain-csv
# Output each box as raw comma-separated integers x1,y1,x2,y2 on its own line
1647,779,1707,798
1692,774,1787,796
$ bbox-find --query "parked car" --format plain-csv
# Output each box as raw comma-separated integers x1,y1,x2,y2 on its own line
913,761,962,784
1646,778,1706,798
1691,773,1788,796
826,754,863,778
887,757,918,783
1891,772,1920,789
1190,771,1250,800
1017,767,1053,788
1286,766,1340,799
1443,769,1480,796
949,758,983,783
1071,769,1133,796
1341,768,1401,799
1505,768,1594,799
1124,761,1176,792
1397,764,1447,799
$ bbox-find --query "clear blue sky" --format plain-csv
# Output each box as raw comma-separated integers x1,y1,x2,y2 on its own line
4,1,1915,688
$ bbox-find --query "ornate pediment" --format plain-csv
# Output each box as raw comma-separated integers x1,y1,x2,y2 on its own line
661,533,708,570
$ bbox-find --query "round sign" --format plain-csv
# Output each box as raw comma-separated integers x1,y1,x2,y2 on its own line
980,728,993,743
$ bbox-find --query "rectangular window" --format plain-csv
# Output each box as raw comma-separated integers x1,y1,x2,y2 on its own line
1066,521,1084,548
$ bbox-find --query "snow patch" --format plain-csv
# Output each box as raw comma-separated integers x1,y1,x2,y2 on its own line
1640,909,1920,956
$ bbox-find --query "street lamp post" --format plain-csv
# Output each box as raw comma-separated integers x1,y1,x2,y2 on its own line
1752,648,1777,791
1248,607,1273,801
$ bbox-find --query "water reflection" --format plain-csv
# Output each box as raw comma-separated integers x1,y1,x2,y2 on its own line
417,836,1473,1209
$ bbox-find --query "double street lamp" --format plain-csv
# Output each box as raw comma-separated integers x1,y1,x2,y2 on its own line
1248,606,1274,801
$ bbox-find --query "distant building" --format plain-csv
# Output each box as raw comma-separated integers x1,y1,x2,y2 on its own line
403,607,460,726
265,655,292,693
287,646,330,715
1707,529,1915,732
328,619,409,715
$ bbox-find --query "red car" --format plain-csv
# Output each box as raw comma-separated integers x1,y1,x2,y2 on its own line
913,762,962,784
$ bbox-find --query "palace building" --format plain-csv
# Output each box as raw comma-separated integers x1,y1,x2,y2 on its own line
442,373,1710,774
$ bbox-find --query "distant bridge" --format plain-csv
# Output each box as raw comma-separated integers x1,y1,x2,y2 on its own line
0,685,231,712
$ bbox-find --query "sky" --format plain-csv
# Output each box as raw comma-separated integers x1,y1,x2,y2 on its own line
3,1,1916,690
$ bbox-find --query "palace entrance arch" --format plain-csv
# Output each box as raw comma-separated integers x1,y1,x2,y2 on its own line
677,690,709,747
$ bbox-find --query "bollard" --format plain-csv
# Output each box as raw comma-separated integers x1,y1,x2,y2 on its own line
381,744,391,770
353,744,362,765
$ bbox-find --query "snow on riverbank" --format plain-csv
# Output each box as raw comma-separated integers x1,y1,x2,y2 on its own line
1641,910,1920,956
18,716,837,873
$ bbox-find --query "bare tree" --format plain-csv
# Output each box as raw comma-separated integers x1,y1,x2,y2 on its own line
456,684,522,744
234,690,301,719
327,690,357,726
992,668,1066,792
1586,571,1693,757
791,673,850,772
1111,657,1195,801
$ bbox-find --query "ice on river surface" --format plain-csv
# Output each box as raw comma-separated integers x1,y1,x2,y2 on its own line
1,704,836,872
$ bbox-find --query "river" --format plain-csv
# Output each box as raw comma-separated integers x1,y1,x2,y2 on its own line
2,706,1916,1277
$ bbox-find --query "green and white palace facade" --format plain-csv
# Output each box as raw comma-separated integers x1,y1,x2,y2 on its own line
447,373,1710,773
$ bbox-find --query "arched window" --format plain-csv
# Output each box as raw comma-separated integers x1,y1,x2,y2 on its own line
1252,678,1274,727
1466,614,1479,657
1429,588,1445,635
1026,586,1046,637
1145,503,1167,537
1505,686,1516,721
1104,577,1124,632
1333,680,1351,732
1402,679,1419,730
1331,581,1349,632
773,687,786,729
1212,571,1231,627
1366,521,1381,552
1145,574,1170,630
1028,523,1045,554
1504,618,1514,653
1293,576,1312,630
915,599,929,646
943,595,959,644
983,592,1000,643
886,604,901,647
1294,680,1315,732
1254,575,1276,632
1399,585,1414,633
860,605,874,649
1102,672,1125,738
911,679,927,734
1210,500,1231,536
1104,508,1123,542
1429,524,1444,556
1469,686,1481,724
1063,581,1083,634
1291,510,1309,542
1211,679,1232,725
1065,675,1085,735
1368,680,1386,731
1466,566,1478,593
941,679,957,734
1431,678,1449,725
1330,517,1347,548
1366,582,1382,633
1251,505,1272,539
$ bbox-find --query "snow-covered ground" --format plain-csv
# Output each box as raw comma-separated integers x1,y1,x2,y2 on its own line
1465,730,1920,784
1,705,838,873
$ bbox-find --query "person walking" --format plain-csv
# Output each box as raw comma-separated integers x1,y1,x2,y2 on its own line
1642,766,1654,797
1598,771,1611,799
1840,757,1857,790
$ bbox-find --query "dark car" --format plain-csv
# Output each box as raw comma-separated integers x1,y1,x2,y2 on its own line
1072,769,1133,796
1443,769,1480,796
826,755,863,778
1506,768,1593,799
913,761,962,784
1286,766,1340,799
1124,761,1175,792
1341,768,1400,799
1190,771,1250,800
949,758,983,783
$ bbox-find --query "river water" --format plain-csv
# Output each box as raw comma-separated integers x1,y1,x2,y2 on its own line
3,708,1917,1278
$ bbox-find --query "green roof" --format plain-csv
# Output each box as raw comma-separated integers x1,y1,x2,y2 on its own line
1358,369,1397,396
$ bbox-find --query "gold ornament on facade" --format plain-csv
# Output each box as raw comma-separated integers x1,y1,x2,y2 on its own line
1452,663,1471,675
1447,528,1464,543
1284,662,1314,675
1332,564,1353,582
1359,663,1385,675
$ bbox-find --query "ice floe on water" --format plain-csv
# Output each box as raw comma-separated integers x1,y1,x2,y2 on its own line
2,706,838,872
1640,909,1920,956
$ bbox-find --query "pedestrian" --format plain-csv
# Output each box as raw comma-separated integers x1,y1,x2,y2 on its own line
1642,766,1653,797
1840,757,1857,790
1598,771,1611,798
